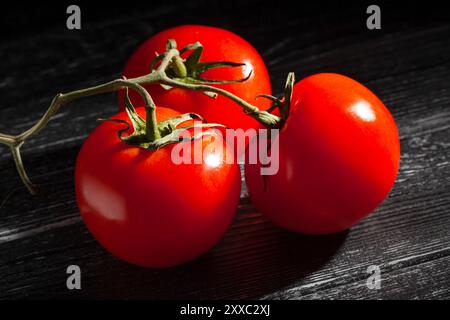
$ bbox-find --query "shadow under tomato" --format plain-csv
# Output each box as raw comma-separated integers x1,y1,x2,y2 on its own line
73,203,347,299
0,144,346,299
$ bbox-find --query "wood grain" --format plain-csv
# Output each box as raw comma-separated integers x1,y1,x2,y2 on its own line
0,1,449,299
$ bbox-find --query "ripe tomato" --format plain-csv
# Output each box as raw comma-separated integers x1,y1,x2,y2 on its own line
75,107,241,267
119,25,272,131
245,73,400,234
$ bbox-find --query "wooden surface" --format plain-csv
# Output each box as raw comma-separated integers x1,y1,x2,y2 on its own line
0,1,449,299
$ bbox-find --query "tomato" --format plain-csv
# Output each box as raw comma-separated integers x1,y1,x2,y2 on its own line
75,107,241,267
119,25,272,131
245,73,400,234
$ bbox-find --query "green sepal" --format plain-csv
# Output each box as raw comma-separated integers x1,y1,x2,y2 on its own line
192,61,246,77
252,73,295,125
280,72,295,121
179,42,202,56
256,94,282,105
255,94,283,114
148,123,225,150
150,53,166,71
96,118,139,144
96,88,148,145
157,113,204,136
184,44,203,71
123,87,146,133
159,83,173,90
172,69,251,86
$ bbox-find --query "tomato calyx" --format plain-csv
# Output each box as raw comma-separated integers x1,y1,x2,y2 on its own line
255,72,295,128
152,40,252,97
100,87,225,150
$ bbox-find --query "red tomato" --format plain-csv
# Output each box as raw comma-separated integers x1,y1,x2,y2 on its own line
75,107,241,267
245,73,400,234
119,25,272,131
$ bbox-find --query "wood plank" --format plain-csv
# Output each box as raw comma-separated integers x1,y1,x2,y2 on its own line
0,1,449,299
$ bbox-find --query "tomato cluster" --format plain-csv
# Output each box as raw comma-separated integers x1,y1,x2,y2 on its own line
75,25,400,267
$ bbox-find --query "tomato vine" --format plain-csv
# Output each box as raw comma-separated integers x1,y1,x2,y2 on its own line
0,39,288,195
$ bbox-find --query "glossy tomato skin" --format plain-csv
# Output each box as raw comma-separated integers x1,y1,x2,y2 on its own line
75,107,241,267
119,25,272,131
245,73,400,234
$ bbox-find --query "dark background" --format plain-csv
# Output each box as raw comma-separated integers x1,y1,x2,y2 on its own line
0,0,449,299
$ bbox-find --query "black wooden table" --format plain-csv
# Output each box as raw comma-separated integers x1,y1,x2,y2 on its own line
1,1,449,299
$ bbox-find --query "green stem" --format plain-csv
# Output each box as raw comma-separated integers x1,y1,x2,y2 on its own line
16,78,161,143
0,133,16,146
160,76,281,128
10,144,38,195
0,42,284,194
